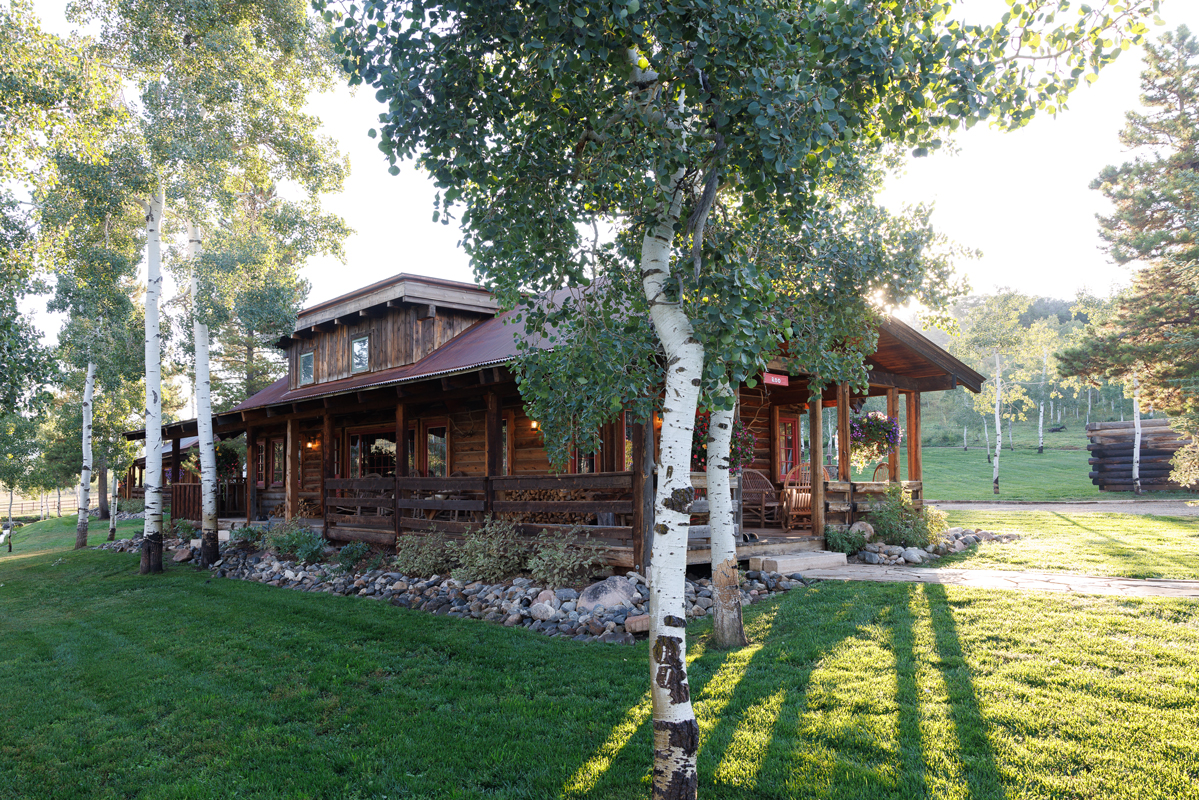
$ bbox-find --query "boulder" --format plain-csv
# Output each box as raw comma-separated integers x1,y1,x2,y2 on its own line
860,550,881,565
623,614,651,634
535,588,558,608
172,548,193,563
901,548,926,564
849,521,876,542
578,576,638,612
529,602,557,622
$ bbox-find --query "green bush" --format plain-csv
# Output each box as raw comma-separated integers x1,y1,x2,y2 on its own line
336,541,372,572
116,499,145,514
866,485,941,549
394,528,458,577
824,525,866,555
266,521,326,565
451,516,528,583
527,528,606,588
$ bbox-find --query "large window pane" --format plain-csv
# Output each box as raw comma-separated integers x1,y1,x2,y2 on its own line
427,426,447,477
300,352,314,385
351,336,369,373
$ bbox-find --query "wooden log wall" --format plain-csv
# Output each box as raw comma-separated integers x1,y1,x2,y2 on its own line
289,306,485,390
1086,419,1193,492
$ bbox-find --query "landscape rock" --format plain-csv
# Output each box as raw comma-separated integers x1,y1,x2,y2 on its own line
529,602,557,622
577,576,637,612
849,521,875,542
901,548,926,564
172,548,193,563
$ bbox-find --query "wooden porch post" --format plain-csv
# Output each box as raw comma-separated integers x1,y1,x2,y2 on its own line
395,403,408,541
836,382,851,482
322,412,334,537
906,391,922,482
245,427,256,523
285,418,299,521
809,397,825,536
886,388,899,482
484,392,500,515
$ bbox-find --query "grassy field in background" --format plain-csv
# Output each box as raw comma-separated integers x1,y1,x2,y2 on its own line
1,536,1198,799
1,514,147,557
935,510,1199,580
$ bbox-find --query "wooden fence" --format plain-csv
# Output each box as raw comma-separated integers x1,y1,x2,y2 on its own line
1086,419,1193,492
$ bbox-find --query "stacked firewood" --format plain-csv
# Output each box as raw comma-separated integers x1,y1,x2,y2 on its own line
500,488,596,526
267,500,322,518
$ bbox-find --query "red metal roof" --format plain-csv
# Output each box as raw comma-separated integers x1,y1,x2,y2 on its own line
231,306,543,413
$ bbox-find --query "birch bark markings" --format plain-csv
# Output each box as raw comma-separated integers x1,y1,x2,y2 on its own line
109,471,118,540
189,223,220,566
1133,377,1142,495
993,351,1002,494
707,386,746,650
641,171,702,800
75,360,96,549
141,189,165,574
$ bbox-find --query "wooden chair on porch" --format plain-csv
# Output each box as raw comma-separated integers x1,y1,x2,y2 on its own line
740,469,780,528
779,464,824,531
872,463,889,482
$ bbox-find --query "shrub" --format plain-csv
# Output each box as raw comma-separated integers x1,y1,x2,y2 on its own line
394,528,458,577
451,516,528,583
527,528,606,588
336,541,372,572
266,520,326,565
117,499,145,514
824,525,866,555
866,485,941,549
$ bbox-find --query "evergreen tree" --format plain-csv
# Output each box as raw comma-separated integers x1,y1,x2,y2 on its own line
1060,27,1199,487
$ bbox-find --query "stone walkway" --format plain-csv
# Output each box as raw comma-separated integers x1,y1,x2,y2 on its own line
800,564,1199,599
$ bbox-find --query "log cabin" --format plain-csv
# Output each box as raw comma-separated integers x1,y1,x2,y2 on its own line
125,272,984,570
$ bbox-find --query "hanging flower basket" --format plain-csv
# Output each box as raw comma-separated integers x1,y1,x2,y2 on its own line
849,412,902,470
692,413,756,474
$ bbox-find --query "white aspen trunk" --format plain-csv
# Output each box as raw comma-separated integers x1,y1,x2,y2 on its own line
1133,378,1142,495
982,415,989,453
6,488,12,551
142,189,165,573
189,223,220,566
641,167,702,800
1038,349,1047,453
708,384,746,649
993,352,1002,494
75,361,96,549
963,425,968,451
109,470,118,540
56,488,61,518
1008,415,1015,451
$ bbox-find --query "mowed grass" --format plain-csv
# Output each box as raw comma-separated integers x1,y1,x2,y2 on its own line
2,533,1199,799
934,510,1199,580
2,513,148,558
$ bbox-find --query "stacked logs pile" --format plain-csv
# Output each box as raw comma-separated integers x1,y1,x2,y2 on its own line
499,489,596,526
1087,419,1192,492
268,500,322,518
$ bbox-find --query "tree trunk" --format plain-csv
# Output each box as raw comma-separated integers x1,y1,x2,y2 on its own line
75,361,96,549
56,488,61,518
1133,377,1142,495
6,488,12,552
1087,385,1092,425
993,352,1002,494
963,425,968,451
708,384,747,649
983,415,990,464
141,189,165,574
1038,348,1047,454
641,168,701,800
1008,415,1015,451
109,470,118,541
98,460,109,519
190,224,220,567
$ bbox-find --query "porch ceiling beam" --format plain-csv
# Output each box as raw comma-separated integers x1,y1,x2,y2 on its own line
866,369,922,392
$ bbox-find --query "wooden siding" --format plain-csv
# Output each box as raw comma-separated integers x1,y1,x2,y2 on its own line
288,305,486,390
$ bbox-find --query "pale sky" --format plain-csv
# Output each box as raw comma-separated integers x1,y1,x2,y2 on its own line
32,0,1199,316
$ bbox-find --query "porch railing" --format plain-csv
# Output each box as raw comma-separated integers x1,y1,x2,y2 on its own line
323,472,636,550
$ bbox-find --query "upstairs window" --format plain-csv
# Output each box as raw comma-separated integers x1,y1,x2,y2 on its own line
351,336,370,373
299,352,315,385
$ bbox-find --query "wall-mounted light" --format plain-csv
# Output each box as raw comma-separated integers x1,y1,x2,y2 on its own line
530,420,539,431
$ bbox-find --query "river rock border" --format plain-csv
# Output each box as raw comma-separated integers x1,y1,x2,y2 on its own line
97,536,816,644
851,525,1022,566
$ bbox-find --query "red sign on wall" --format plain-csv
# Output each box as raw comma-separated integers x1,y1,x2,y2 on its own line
762,373,789,387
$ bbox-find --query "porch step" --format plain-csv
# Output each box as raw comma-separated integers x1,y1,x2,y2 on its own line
748,551,847,573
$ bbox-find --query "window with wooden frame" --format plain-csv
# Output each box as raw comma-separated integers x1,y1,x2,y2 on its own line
425,420,448,477
492,411,515,475
270,439,284,486
621,412,635,471
299,351,315,386
255,442,265,488
572,448,596,474
348,429,397,478
351,335,370,373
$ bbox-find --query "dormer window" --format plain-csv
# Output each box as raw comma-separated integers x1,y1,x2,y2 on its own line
351,335,370,373
299,352,314,386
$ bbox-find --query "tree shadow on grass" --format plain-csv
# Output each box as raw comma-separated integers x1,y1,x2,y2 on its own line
921,583,1005,799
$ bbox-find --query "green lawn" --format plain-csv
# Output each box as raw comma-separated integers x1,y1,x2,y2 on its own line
2,528,1198,798
852,445,1198,502
935,510,1199,580
1,514,147,557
